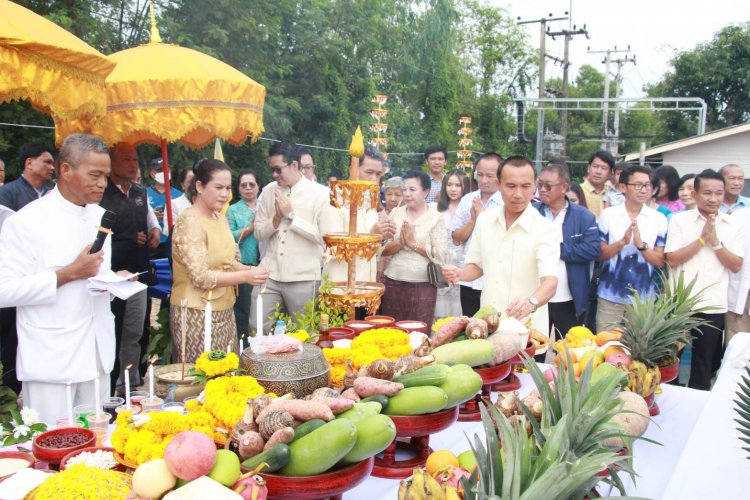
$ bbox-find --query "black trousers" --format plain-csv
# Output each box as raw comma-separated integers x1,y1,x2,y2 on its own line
688,312,725,391
460,286,482,318
548,300,580,341
0,307,20,394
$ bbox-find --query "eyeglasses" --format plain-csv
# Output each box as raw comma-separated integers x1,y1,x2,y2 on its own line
627,183,651,191
536,181,563,191
300,164,315,171
240,182,257,188
269,163,288,176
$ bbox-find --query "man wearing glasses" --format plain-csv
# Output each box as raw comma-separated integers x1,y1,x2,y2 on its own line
596,165,668,333
252,142,336,334
299,147,319,184
534,163,600,339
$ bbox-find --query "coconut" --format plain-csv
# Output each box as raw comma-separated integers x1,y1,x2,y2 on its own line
603,391,650,449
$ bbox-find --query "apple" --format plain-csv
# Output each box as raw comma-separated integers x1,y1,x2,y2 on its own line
605,349,631,369
457,449,478,473
208,449,241,487
164,430,217,481
579,349,604,369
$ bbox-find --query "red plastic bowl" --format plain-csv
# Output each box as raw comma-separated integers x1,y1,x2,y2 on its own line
32,428,96,465
475,361,512,384
0,451,35,481
343,320,376,335
364,315,396,328
242,457,374,500
60,446,126,472
388,405,459,438
394,320,428,334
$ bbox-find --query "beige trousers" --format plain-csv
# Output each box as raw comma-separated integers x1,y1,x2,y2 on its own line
596,297,626,333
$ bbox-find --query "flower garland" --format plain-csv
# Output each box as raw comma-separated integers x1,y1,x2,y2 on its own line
192,350,240,379
287,329,310,343
323,329,412,387
351,328,412,359
111,410,217,466
185,375,272,445
33,463,131,499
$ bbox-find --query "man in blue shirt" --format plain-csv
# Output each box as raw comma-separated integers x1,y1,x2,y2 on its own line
146,158,182,257
719,163,749,214
597,165,668,333
0,143,56,394
534,163,601,338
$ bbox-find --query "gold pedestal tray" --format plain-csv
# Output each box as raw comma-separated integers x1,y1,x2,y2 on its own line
329,180,379,209
241,343,330,398
320,281,385,315
324,233,382,262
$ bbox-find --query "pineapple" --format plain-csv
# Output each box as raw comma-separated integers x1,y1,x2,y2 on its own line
618,270,711,396
735,365,750,459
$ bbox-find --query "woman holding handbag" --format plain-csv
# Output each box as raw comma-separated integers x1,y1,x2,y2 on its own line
380,171,446,325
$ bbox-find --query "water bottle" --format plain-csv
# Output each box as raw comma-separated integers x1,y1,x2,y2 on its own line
273,320,286,336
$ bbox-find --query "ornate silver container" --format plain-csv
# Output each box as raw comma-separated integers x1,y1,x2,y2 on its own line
241,343,330,398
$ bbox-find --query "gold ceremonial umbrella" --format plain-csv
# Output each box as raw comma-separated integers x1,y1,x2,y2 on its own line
56,4,265,228
0,0,114,120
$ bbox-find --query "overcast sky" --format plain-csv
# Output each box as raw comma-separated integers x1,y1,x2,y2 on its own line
494,0,750,97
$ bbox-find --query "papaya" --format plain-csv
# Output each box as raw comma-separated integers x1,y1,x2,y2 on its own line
280,419,357,476
438,365,483,407
339,413,396,465
431,339,495,367
336,401,382,421
383,386,449,416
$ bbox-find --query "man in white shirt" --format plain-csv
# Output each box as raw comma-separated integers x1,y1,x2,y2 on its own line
726,208,750,346
0,133,114,425
443,156,559,336
252,142,336,334
719,163,749,214
449,153,504,316
666,169,743,390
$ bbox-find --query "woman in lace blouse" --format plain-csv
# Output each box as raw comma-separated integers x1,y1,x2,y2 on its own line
170,160,269,362
380,171,446,326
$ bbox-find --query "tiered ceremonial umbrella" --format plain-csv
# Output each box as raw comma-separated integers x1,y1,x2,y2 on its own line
0,0,114,121
56,2,266,228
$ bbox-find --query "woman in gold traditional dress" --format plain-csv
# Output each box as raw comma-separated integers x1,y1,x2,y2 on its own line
170,159,269,362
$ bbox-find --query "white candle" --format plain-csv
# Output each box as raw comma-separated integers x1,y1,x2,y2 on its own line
124,365,131,408
94,373,101,418
148,363,155,400
256,292,264,337
204,292,213,353
66,382,73,427
227,343,232,355
239,335,243,354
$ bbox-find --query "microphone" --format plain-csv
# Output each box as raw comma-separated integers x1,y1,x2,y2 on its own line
90,210,116,254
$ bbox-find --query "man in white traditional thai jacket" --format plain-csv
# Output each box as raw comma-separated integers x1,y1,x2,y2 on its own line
0,134,114,425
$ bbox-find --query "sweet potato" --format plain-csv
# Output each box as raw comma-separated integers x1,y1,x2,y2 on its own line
255,399,334,424
487,332,523,366
238,431,264,461
353,376,404,398
311,395,355,414
431,316,470,347
263,427,295,451
341,388,361,401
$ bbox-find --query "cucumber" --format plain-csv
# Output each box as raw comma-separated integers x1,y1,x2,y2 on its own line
241,444,291,473
393,364,451,387
432,339,495,367
360,394,389,411
439,365,483,407
336,401,382,421
451,333,468,343
280,419,357,476
339,413,397,465
291,419,326,442
383,386,449,416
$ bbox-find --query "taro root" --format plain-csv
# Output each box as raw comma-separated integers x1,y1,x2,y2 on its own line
508,414,532,436
309,387,340,399
343,360,358,389
520,395,543,421
251,394,273,417
259,411,294,441
367,359,395,380
494,391,519,418
393,354,434,378
414,337,432,357
483,313,499,333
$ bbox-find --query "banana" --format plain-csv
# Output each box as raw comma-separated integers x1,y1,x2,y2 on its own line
423,471,443,498
411,468,426,498
442,484,461,500
398,479,409,500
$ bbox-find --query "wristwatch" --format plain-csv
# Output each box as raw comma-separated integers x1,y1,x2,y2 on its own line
638,243,649,251
528,296,539,313
712,241,723,251
286,212,296,221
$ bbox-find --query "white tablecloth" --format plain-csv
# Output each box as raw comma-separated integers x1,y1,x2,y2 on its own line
346,368,709,499
661,333,750,500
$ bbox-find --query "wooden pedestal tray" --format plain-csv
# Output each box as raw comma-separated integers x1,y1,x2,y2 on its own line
372,405,459,479
642,362,677,417
253,456,374,500
491,342,536,392
458,362,512,422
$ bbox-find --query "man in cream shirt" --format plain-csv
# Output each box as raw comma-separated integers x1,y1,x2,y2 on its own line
666,169,743,390
252,142,337,334
0,134,114,425
442,156,559,338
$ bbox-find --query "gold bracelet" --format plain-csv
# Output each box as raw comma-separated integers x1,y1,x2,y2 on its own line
698,237,706,246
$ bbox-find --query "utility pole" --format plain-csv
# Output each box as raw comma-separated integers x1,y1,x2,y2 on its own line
518,13,569,97
588,45,631,151
548,25,589,157
611,55,636,153
518,13,568,169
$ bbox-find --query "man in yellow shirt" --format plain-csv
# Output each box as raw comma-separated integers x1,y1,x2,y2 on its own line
581,150,615,219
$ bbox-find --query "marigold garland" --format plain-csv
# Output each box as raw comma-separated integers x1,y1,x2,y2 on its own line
33,463,131,499
432,316,457,332
195,350,240,377
287,330,310,342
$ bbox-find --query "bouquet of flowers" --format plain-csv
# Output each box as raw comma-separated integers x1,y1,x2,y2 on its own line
188,349,241,383
1,407,47,446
